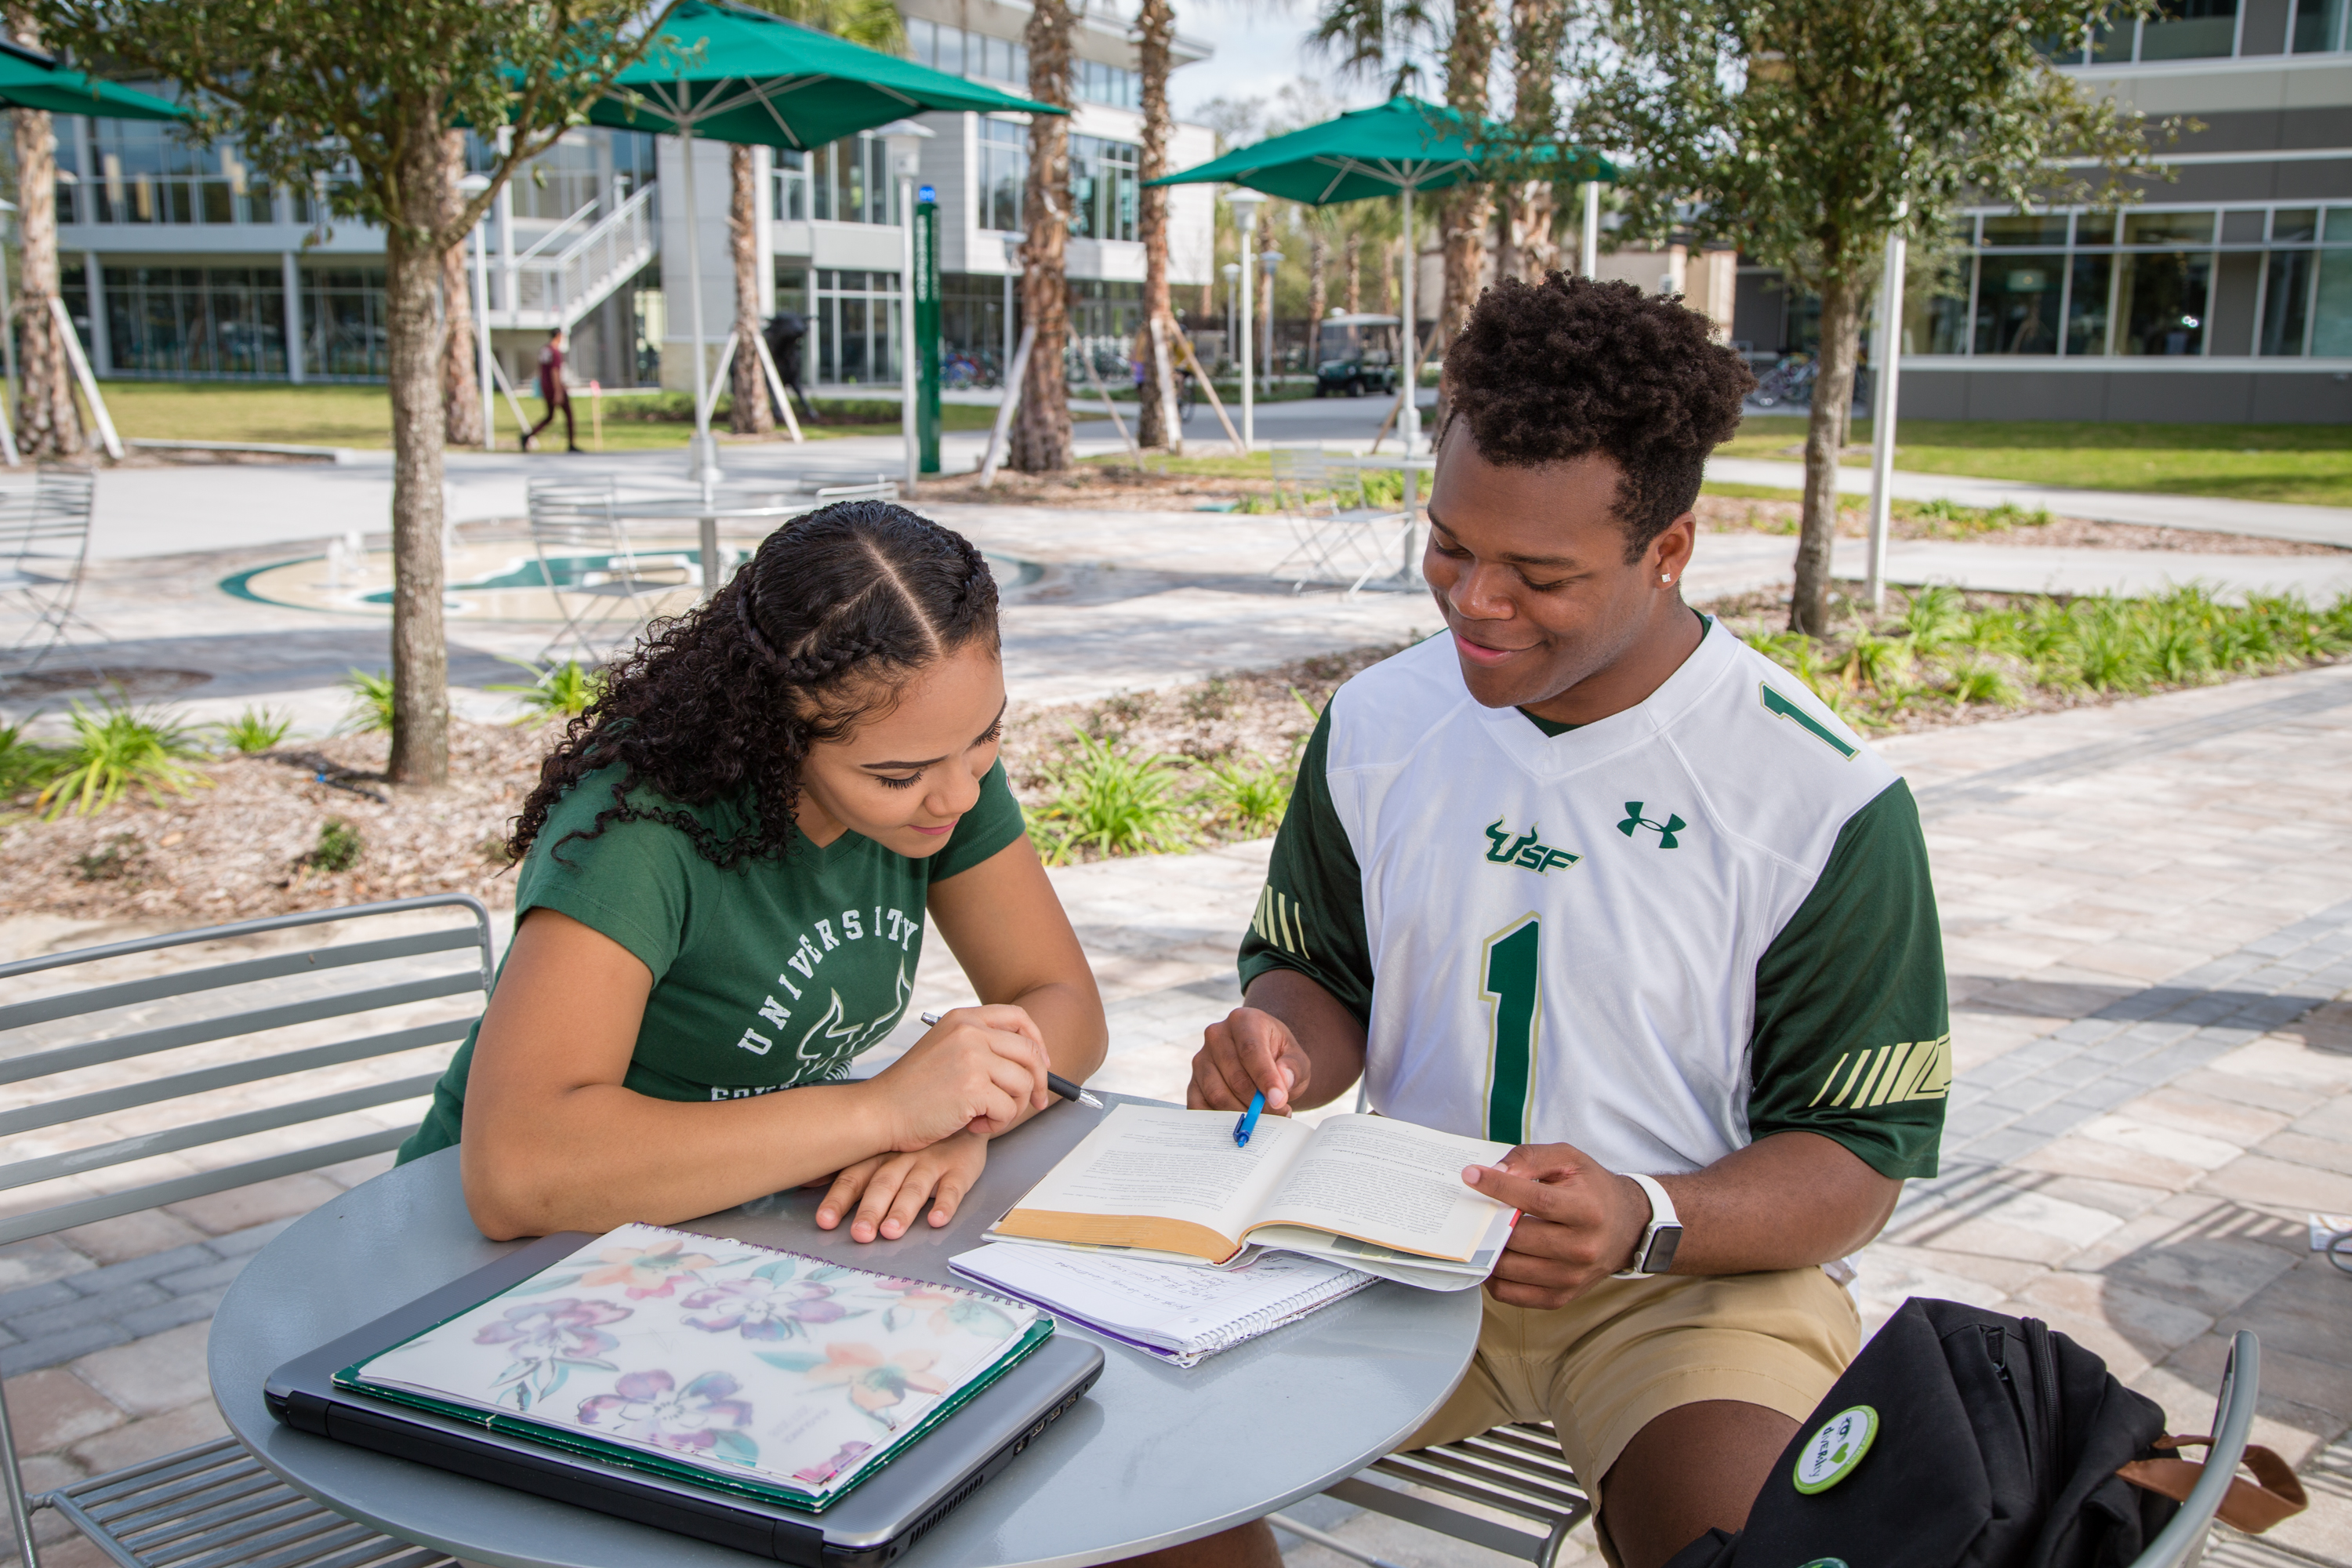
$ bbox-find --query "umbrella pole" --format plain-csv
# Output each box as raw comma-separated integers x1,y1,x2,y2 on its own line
1399,183,1418,456
680,120,722,512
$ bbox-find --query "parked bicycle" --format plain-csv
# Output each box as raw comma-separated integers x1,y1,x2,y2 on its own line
1751,353,1817,408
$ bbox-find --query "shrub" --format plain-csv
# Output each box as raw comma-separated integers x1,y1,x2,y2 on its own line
1197,753,1295,837
1841,631,1914,694
305,817,363,873
1028,729,1193,864
213,706,293,754
339,669,395,735
1895,584,1965,652
0,722,64,799
37,699,210,820
486,659,606,722
1944,662,2021,709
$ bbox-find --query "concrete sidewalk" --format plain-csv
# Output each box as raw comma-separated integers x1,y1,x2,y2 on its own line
1828,536,2352,601
1711,455,2352,550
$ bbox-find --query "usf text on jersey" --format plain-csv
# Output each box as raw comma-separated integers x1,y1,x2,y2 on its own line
1484,818,1580,873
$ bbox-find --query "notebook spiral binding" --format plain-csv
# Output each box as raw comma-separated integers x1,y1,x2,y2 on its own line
1185,1269,1377,1358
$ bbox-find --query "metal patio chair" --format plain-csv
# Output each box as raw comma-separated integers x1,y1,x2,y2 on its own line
2131,1330,2263,1568
525,475,692,664
0,895,493,1568
1266,449,1413,599
0,466,100,673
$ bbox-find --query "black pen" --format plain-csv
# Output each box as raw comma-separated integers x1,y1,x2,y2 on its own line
920,1011,1105,1109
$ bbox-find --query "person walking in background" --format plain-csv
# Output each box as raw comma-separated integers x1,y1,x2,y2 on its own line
764,310,821,426
524,326,579,453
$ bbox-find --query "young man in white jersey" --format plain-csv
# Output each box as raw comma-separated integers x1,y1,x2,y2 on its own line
1162,277,1948,1568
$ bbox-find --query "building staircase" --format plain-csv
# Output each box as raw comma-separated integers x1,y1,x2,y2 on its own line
481,182,656,333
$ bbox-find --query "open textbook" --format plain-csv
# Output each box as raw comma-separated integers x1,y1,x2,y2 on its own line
985,1105,1518,1289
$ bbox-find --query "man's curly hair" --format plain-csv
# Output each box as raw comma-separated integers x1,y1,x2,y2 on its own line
506,500,1000,870
1442,274,1755,561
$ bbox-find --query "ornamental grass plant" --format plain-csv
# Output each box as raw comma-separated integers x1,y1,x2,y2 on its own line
36,699,212,820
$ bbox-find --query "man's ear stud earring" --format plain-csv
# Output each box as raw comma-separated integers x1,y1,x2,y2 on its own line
1661,572,1673,584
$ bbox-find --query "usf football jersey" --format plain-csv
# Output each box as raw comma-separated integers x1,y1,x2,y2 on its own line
1239,621,1948,1181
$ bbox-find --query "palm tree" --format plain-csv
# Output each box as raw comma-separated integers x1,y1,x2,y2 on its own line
1436,0,1497,375
1499,0,1567,281
1010,0,1074,473
440,130,485,447
728,0,902,435
7,9,78,459
1135,0,1176,450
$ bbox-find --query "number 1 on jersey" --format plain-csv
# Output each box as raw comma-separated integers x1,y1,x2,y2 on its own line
1480,914,1541,1144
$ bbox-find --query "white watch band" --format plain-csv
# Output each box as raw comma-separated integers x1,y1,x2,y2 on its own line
1612,1173,1682,1279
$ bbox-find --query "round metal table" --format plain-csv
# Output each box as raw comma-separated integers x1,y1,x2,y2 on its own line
209,1098,1482,1568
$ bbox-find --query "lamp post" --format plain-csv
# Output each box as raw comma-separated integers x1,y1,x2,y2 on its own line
1258,247,1282,400
880,120,934,492
459,172,493,451
1866,211,1909,611
1227,189,1265,450
1002,234,1020,390
0,198,18,416
1221,261,1240,361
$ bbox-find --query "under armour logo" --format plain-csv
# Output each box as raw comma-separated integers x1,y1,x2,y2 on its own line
1617,802,1686,849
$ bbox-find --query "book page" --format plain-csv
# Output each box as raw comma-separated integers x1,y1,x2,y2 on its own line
1247,1115,1516,1263
991,1105,1317,1263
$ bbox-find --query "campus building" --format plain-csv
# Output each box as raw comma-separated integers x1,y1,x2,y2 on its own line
1728,0,2352,423
41,0,1218,397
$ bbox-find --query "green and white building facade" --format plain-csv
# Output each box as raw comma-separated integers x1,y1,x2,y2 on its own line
43,0,1218,394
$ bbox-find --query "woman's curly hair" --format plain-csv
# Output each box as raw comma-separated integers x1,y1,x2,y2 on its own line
1441,274,1755,561
506,500,1000,869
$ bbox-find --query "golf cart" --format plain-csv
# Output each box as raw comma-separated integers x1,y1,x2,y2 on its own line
1314,313,1402,397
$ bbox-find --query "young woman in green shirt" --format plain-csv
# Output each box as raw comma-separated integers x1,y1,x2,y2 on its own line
397,503,1107,1247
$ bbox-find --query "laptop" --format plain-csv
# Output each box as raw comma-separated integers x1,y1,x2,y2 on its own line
267,1230,1105,1567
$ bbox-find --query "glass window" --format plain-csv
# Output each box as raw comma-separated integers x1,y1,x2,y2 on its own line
2292,0,2346,49
2124,211,2215,246
103,264,289,378
1973,253,2066,354
936,24,965,74
1984,214,2068,248
2066,255,2114,354
2117,250,2212,354
980,118,1026,233
2324,206,2352,241
1902,280,1969,354
2091,7,2134,59
1069,135,1139,242
2314,249,2352,354
2075,212,2117,245
2259,251,2314,354
906,16,935,64
2140,0,2238,57
774,149,808,222
300,267,389,379
2272,209,2319,242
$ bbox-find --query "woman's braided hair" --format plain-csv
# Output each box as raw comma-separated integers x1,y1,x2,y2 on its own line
506,499,1001,870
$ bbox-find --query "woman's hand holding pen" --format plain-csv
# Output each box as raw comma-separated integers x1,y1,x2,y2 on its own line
867,1004,1055,1149
1188,1006,1312,1114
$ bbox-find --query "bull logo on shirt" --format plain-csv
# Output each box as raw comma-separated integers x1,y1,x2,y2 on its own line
1483,818,1580,874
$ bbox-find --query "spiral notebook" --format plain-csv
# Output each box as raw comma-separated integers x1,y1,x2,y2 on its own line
949,1242,1374,1367
336,1222,1051,1511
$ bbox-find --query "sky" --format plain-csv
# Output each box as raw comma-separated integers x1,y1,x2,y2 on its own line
1163,0,1385,129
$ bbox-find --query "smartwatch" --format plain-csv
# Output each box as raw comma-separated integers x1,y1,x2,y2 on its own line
1610,1173,1684,1279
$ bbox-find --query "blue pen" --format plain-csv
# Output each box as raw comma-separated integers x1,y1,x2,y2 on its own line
1233,1091,1266,1148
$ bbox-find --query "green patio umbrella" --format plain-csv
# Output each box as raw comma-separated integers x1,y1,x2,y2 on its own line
1152,96,1616,449
0,39,190,121
588,0,1064,474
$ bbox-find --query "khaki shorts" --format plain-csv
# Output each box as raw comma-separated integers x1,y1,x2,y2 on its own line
1404,1267,1859,1526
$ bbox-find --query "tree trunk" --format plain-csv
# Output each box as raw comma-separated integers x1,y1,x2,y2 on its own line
1306,225,1328,336
1507,0,1565,281
386,98,452,787
7,13,78,460
728,145,773,437
1436,0,1496,428
1134,0,1174,449
1011,0,1073,474
1345,229,1362,314
439,130,485,448
1791,269,1864,636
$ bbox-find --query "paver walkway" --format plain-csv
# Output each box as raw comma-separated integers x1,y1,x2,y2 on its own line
1710,455,2352,550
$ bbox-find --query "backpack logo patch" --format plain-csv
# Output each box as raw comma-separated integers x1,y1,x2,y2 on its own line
1483,818,1580,874
1793,1404,1878,1495
1616,802,1686,849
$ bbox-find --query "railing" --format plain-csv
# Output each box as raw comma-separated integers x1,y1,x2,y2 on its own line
487,182,658,332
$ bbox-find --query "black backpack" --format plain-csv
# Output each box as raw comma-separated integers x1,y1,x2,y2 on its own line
1666,1298,2180,1568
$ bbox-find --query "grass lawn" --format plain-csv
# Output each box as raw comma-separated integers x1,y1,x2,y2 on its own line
92,379,997,451
1723,416,2352,508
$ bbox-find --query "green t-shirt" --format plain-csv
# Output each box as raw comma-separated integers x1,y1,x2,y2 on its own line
398,760,1027,1161
1237,626,1949,1181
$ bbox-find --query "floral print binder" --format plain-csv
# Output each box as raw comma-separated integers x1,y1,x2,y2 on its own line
338,1222,1052,1511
